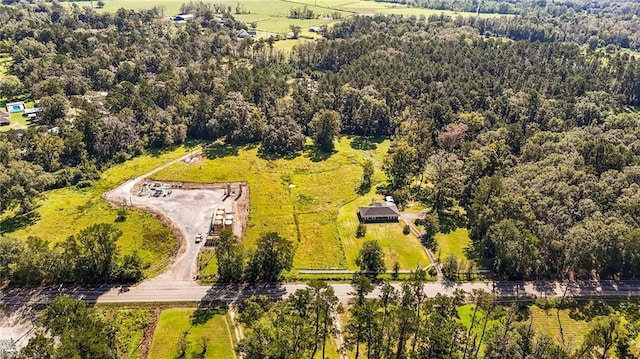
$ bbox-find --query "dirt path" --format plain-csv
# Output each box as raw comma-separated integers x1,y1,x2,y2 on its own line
400,212,443,281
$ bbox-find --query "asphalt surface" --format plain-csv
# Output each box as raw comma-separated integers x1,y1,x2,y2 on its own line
5,281,640,307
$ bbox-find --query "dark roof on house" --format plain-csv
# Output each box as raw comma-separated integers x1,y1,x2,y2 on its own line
358,202,400,218
0,112,9,125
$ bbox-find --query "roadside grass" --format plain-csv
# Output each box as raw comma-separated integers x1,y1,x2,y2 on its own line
147,307,236,359
529,306,590,352
434,228,472,264
199,249,218,281
3,146,193,278
101,308,151,359
154,137,428,271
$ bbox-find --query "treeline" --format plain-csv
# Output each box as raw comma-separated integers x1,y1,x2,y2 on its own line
238,277,640,358
293,15,640,280
213,229,294,283
0,223,144,285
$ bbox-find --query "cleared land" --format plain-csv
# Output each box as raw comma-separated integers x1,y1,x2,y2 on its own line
1,147,197,277
147,307,236,359
435,227,472,263
152,138,430,271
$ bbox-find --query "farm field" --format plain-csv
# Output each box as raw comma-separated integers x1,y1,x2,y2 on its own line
81,0,506,33
147,307,236,359
0,146,195,277
152,137,429,270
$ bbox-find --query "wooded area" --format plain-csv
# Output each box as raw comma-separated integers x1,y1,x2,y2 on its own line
0,0,639,282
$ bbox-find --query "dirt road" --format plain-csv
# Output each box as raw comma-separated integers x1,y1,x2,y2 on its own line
104,149,209,286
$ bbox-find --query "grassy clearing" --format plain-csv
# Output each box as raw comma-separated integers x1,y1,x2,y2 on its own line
199,249,217,280
147,307,236,359
101,308,151,359
154,137,428,270
434,228,472,263
2,146,194,277
529,306,590,352
0,56,9,77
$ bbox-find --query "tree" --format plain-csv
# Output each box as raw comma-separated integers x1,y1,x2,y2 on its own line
290,25,301,39
442,253,459,281
0,236,23,283
419,212,439,250
261,116,305,157
358,159,374,194
383,140,420,189
22,296,117,359
356,240,386,277
61,223,122,282
356,223,367,238
245,232,295,282
209,92,266,144
38,94,69,126
425,150,466,211
215,228,245,282
577,315,630,359
308,280,339,359
0,75,25,100
309,109,341,152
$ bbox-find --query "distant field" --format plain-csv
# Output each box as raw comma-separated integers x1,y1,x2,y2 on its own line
147,307,236,359
73,0,506,34
153,137,429,270
2,146,195,277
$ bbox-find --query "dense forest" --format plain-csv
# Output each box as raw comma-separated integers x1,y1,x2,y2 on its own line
0,0,639,284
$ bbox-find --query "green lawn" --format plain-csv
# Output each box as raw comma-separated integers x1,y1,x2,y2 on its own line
2,146,194,277
199,249,217,281
154,137,428,271
147,307,236,359
435,228,472,263
529,306,590,352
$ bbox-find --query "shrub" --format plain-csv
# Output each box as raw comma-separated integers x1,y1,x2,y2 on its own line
356,223,366,238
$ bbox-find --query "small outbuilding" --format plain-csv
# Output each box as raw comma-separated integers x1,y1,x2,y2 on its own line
358,202,401,222
237,29,250,38
309,26,322,33
0,112,9,126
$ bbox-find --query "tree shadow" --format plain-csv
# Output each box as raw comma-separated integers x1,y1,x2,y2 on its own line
190,306,224,326
203,142,239,159
437,212,465,234
303,144,334,162
256,147,301,161
349,136,384,151
0,212,40,234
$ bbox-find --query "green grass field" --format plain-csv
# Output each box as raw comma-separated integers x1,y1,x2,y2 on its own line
2,146,195,277
434,228,472,263
199,249,218,281
147,307,236,359
529,306,590,352
153,137,429,271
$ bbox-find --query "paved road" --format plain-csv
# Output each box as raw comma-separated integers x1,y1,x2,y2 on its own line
5,280,640,307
